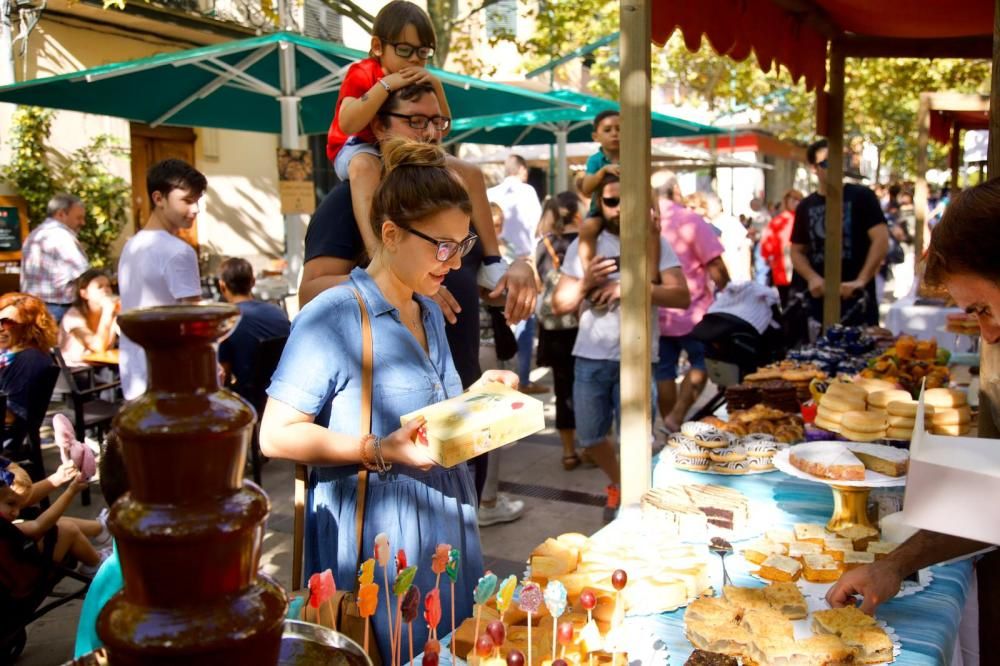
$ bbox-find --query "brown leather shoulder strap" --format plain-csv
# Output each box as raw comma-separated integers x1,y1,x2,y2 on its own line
350,287,374,578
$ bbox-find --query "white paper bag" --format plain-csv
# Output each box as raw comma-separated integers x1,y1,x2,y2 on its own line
899,389,1000,545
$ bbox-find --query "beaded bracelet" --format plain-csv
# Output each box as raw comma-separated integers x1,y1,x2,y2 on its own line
360,434,380,472
371,436,392,474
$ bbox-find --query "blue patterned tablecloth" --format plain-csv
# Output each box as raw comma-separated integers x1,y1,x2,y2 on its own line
416,458,974,666
650,456,974,666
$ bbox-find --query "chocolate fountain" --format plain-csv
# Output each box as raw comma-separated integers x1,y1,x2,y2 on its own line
97,305,286,665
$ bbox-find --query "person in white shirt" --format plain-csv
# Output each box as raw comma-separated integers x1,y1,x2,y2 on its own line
553,173,690,521
20,193,90,323
487,154,546,394
117,159,206,399
706,191,753,283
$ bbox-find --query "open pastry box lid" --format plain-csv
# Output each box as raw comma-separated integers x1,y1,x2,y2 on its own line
900,386,1000,545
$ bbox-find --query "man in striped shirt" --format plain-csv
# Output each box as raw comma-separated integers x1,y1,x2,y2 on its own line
20,194,89,323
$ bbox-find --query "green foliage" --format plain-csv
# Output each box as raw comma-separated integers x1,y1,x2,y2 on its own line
1,106,56,229
1,106,130,268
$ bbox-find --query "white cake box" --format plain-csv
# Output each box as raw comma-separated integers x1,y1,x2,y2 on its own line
899,388,1000,545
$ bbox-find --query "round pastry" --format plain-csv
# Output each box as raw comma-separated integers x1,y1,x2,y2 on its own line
854,377,898,394
885,426,915,441
867,389,912,409
666,432,697,449
742,433,777,443
887,414,916,429
709,460,750,475
700,416,727,429
841,410,888,432
744,438,778,457
930,423,972,436
747,455,775,471
721,421,748,436
746,420,776,436
867,407,888,420
813,415,842,433
825,382,868,401
840,427,884,442
924,388,968,409
820,392,866,413
816,405,846,424
886,400,934,418
694,428,731,449
930,405,972,426
674,453,710,471
708,443,748,462
674,437,709,457
681,421,718,439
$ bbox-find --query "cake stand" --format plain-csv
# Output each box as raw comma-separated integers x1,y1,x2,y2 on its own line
773,443,907,532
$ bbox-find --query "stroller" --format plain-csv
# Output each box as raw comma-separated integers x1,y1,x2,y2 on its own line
0,518,91,661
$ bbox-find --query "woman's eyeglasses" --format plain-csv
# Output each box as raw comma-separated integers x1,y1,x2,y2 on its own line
384,112,451,132
602,196,621,208
385,41,435,60
401,225,478,262
0,318,18,329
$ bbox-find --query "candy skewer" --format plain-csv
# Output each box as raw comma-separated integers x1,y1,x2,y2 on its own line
611,569,628,666
581,589,597,666
518,582,542,666
374,534,394,659
472,572,497,652
543,581,567,663
445,548,460,663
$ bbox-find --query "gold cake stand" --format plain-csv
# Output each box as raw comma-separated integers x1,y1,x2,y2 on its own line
828,484,875,532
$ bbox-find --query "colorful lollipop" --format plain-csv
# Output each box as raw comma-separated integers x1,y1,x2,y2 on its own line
580,589,597,666
287,595,306,621
610,569,628,666
392,565,417,666
424,588,442,639
495,575,517,620
374,533,394,658
396,549,408,571
543,581,568,660
557,621,574,660
473,572,498,649
446,548,461,658
401,585,421,666
308,569,336,628
424,639,440,666
358,558,375,586
432,543,450,579
518,582,542,666
358,582,379,655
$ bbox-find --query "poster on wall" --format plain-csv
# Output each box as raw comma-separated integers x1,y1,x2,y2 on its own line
277,148,316,215
0,195,30,261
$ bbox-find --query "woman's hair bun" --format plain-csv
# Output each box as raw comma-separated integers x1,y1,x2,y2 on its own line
381,137,447,175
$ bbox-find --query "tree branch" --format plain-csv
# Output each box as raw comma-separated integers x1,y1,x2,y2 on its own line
445,0,506,32
319,0,375,34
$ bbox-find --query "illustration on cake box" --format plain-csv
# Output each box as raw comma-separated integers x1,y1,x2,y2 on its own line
401,382,545,467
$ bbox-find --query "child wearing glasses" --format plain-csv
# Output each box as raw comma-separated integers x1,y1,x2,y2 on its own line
326,0,452,260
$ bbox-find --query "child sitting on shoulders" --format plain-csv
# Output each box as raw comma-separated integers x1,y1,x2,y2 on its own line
0,457,110,575
326,0,451,259
575,110,620,269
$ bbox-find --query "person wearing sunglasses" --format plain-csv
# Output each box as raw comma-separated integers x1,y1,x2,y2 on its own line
0,293,58,443
553,172,690,522
789,138,889,326
261,138,517,664
326,1,452,264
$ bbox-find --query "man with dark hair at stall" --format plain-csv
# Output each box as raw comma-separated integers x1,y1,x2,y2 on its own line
790,138,889,325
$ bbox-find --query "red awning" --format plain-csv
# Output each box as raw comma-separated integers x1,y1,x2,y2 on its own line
930,109,991,144
653,0,994,92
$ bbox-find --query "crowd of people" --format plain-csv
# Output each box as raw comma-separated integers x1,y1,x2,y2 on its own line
0,0,995,662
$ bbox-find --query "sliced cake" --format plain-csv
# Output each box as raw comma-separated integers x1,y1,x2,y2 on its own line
802,553,841,583
763,582,808,620
757,554,802,582
790,443,865,480
840,626,894,664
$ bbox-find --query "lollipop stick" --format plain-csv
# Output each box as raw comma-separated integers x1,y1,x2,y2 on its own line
394,602,403,666
328,597,337,632
408,622,414,666
364,622,370,655
527,615,533,666
384,569,395,658
587,609,593,666
473,604,483,648
551,618,557,661
450,582,456,661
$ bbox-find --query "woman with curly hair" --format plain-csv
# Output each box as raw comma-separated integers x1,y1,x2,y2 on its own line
0,293,58,429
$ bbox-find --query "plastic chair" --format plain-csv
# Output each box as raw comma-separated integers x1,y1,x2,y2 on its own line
6,365,61,492
242,335,287,485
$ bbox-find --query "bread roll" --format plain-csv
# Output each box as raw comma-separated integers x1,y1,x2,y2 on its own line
841,410,887,432
924,387,967,408
820,392,865,413
930,405,971,426
867,389,912,408
886,400,934,418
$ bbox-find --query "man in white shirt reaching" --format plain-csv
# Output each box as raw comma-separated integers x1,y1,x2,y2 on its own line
117,159,206,399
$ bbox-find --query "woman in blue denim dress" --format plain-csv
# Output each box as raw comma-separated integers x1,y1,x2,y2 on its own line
260,139,517,663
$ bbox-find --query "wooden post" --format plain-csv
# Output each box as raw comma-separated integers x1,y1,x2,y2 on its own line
914,93,931,270
822,39,845,328
618,0,652,507
950,121,961,193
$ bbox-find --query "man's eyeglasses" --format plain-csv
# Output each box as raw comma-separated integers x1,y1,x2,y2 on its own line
401,225,478,262
384,41,435,60
602,196,621,208
384,112,451,132
817,159,829,169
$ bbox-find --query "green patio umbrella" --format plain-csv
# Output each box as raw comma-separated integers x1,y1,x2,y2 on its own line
0,31,575,135
0,31,579,280
447,89,720,189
